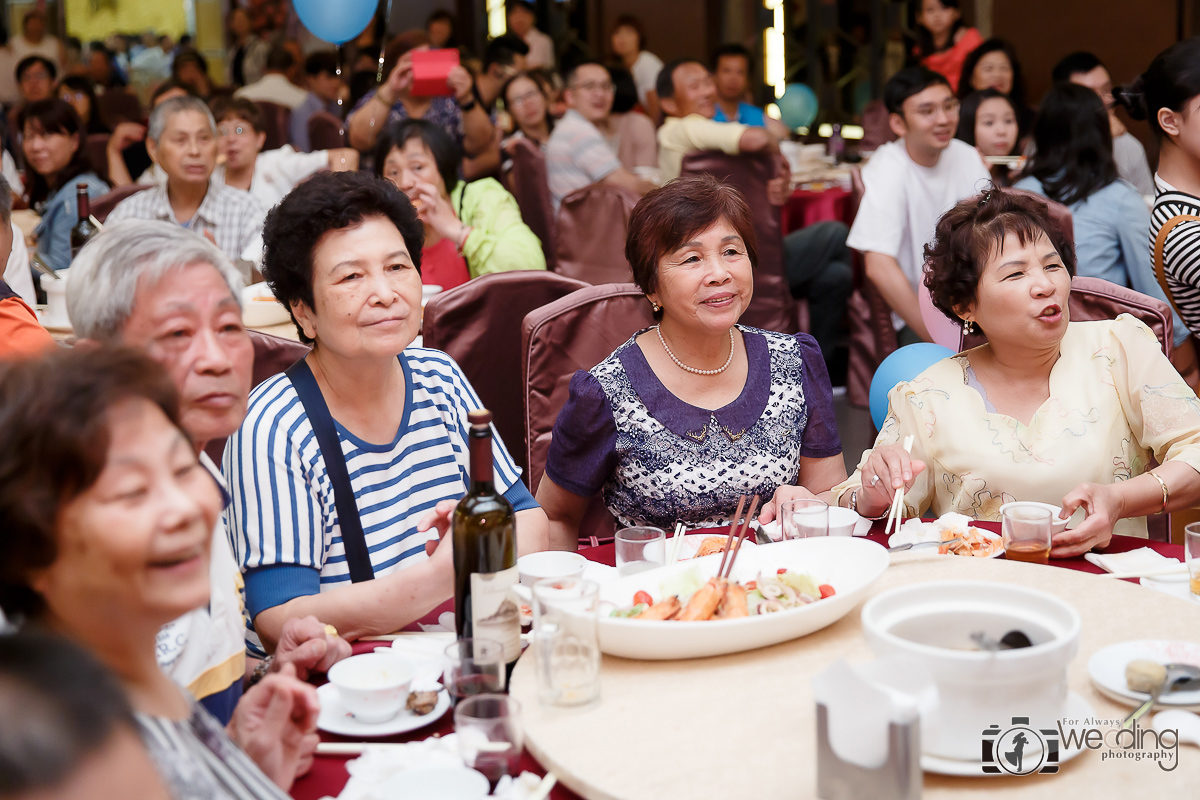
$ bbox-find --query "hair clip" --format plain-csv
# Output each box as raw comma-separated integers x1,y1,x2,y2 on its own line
979,189,994,207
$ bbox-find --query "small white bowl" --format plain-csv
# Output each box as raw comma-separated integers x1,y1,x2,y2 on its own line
827,506,860,537
326,652,414,723
999,501,1069,535
517,551,587,586
241,282,291,327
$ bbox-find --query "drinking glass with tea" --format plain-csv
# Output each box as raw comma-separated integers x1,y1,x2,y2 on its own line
1001,505,1052,564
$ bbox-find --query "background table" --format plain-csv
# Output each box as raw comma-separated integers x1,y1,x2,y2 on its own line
291,527,1189,800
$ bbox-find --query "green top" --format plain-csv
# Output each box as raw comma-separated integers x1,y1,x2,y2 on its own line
449,178,547,277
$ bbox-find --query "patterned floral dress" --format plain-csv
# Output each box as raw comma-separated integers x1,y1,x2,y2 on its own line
545,326,842,530
832,316,1200,538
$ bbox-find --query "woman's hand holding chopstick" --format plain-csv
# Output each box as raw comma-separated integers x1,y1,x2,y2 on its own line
855,444,927,519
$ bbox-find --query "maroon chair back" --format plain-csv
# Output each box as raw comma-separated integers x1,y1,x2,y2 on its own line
422,271,588,474
1005,187,1075,244
254,101,291,150
91,184,152,223
554,183,640,284
86,133,111,184
95,88,143,128
307,111,345,151
522,283,657,545
859,100,897,152
203,330,310,464
502,137,556,270
680,151,796,333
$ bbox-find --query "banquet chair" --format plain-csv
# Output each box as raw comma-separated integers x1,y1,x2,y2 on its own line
680,150,797,334
554,183,640,284
254,101,291,151
91,184,152,223
95,88,143,128
502,136,556,270
203,330,310,464
422,270,587,475
85,133,111,184
522,283,657,545
307,111,346,151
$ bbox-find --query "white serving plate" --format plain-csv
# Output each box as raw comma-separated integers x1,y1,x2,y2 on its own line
241,282,291,327
1087,640,1200,710
316,683,451,737
597,537,890,660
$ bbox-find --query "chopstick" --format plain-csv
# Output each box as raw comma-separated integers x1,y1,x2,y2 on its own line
884,435,914,538
1096,565,1190,580
720,495,760,579
717,495,747,576
668,521,687,564
528,773,558,800
316,742,407,755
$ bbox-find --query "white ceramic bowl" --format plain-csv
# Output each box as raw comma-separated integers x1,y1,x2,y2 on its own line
999,501,1069,535
326,652,415,723
517,551,588,586
827,506,859,536
861,581,1081,761
597,537,890,660
382,767,489,800
241,282,291,327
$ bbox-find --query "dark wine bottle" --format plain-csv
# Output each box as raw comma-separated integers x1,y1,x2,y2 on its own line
69,183,97,262
453,409,520,666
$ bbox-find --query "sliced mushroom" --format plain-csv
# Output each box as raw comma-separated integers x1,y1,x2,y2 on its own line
760,581,784,599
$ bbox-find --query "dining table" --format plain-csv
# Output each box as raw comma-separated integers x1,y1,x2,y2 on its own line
290,522,1197,800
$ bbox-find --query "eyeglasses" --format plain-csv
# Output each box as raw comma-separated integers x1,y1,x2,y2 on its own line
60,92,86,102
570,81,614,94
911,98,960,120
508,89,542,106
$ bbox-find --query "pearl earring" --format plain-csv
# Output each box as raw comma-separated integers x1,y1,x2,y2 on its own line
650,300,661,313
962,319,975,335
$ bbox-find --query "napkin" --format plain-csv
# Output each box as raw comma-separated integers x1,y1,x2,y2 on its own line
581,561,618,585
1084,547,1182,576
326,734,547,800
378,632,455,691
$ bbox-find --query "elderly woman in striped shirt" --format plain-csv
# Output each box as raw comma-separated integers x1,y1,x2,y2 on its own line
223,171,548,653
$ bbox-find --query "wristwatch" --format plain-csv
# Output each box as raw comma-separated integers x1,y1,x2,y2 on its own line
848,488,887,521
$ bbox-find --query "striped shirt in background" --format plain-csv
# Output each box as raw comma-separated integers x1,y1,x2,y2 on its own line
137,699,291,800
546,108,622,212
223,348,533,655
1151,174,1200,334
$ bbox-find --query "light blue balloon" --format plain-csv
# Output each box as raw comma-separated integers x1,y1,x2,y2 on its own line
869,343,955,429
777,83,818,130
294,0,376,45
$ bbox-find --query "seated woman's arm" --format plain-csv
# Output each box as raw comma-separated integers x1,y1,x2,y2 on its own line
537,476,591,550
1056,317,1200,556
461,179,546,274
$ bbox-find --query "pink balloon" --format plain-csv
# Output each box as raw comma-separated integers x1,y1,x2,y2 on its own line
919,276,962,351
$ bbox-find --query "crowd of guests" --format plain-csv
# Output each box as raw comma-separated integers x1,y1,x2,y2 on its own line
2,4,1200,797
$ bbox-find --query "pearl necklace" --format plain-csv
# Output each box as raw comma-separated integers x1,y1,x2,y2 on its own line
656,326,736,375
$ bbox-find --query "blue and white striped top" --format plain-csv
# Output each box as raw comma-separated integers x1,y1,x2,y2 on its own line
223,348,535,653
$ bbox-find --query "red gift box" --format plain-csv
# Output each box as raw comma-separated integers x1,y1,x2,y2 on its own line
411,49,459,97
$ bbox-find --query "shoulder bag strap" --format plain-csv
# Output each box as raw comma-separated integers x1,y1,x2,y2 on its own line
1152,213,1200,321
284,358,375,583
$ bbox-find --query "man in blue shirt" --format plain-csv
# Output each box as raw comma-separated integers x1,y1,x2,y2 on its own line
711,43,789,139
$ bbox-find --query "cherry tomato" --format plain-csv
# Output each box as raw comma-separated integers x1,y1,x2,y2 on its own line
777,568,788,575
818,584,836,599
633,590,653,606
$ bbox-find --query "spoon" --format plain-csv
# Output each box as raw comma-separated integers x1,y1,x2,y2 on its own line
888,537,962,553
30,252,60,281
1152,709,1200,747
969,629,1034,651
1122,664,1200,729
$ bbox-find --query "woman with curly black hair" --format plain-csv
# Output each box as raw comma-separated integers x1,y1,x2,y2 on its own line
832,188,1200,555
222,170,548,651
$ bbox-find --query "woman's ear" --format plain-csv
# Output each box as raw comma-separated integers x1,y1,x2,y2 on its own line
1159,107,1181,138
290,299,317,341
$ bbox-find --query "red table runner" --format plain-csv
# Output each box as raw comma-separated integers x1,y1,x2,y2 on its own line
290,525,1184,800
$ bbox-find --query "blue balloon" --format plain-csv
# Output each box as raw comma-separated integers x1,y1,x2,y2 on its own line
777,83,818,130
294,0,376,45
869,343,955,429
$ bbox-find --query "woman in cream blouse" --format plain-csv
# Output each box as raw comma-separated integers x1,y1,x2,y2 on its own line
834,189,1200,556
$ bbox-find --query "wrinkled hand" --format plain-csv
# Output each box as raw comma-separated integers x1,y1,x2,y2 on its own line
418,497,458,560
108,121,146,152
273,615,351,679
759,484,820,525
1054,482,1119,557
408,180,462,241
384,54,414,100
227,663,319,790
856,445,926,516
447,65,475,105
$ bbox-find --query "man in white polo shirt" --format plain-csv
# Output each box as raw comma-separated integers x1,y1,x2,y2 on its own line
847,66,990,345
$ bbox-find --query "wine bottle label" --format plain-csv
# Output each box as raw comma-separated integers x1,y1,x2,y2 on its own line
470,565,521,661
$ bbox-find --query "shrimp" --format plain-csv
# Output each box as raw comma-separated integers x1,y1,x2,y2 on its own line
635,596,681,620
716,582,748,618
679,579,727,621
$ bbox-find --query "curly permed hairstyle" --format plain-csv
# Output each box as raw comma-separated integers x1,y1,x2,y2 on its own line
923,188,1076,325
261,171,424,345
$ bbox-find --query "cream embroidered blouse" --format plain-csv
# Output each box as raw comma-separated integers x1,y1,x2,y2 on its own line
833,316,1200,537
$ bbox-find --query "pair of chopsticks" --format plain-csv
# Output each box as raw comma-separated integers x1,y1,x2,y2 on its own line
883,435,914,538
668,522,688,564
717,495,760,579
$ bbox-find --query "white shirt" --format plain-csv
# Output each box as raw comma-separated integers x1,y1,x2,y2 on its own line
524,28,555,70
213,146,328,211
235,73,309,110
1113,131,1155,199
846,138,989,328
630,51,664,109
3,221,33,304
11,35,61,70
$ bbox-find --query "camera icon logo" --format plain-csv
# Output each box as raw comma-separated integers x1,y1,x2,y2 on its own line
981,717,1060,775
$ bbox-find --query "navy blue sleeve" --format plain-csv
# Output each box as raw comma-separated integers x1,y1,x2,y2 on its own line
503,478,539,511
543,370,619,498
793,333,843,458
243,563,321,620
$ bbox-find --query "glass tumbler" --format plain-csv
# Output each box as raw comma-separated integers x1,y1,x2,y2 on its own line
1185,523,1200,597
443,638,505,706
781,498,829,539
455,693,522,790
1002,506,1052,565
615,526,665,576
533,577,601,707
